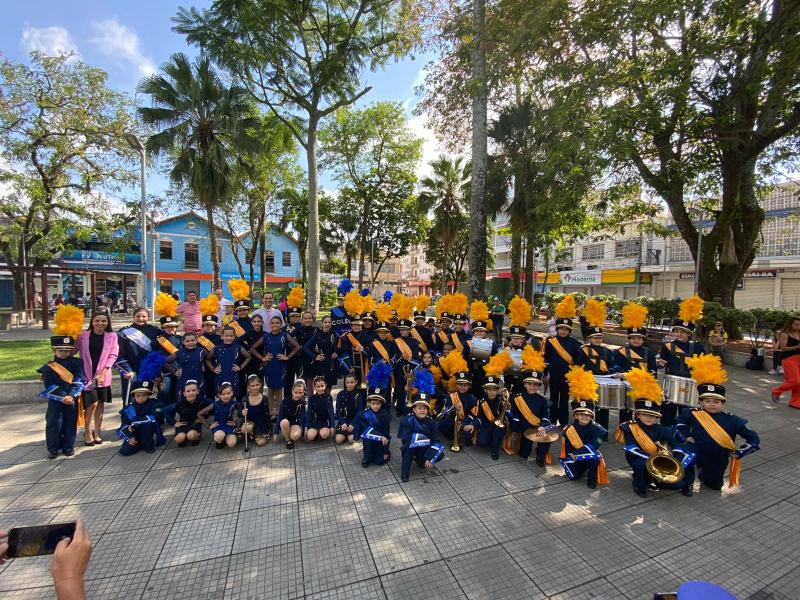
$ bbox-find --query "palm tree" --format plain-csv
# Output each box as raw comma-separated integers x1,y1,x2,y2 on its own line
137,53,259,289
418,156,471,292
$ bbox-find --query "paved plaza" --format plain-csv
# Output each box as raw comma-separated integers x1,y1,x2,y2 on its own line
0,366,798,599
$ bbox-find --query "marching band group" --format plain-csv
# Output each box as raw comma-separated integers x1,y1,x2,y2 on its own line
39,280,760,494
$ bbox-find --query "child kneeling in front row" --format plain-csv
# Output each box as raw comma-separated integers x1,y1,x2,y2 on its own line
200,382,239,449
560,399,608,489
118,380,165,455
305,376,335,442
397,393,444,482
242,374,271,446
173,379,204,447
274,380,306,449
354,387,392,467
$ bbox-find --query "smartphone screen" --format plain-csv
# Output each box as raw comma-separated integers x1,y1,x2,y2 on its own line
7,522,76,558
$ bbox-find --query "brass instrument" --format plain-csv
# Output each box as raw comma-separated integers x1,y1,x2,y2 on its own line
352,346,367,389
404,364,415,408
494,389,511,428
451,412,461,452
646,442,685,485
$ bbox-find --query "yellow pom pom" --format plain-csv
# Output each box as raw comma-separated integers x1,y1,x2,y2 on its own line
287,286,304,309
343,291,363,318
396,295,414,320
621,302,648,329
362,294,376,315
521,345,545,373
484,350,514,376
566,366,598,401
429,365,442,385
390,293,403,309
555,295,577,319
376,302,393,323
470,300,489,323
508,296,532,327
679,295,704,323
686,353,727,385
53,305,84,338
415,295,431,312
228,279,250,301
439,349,468,376
584,298,606,328
199,294,219,317
154,291,178,317
625,367,662,403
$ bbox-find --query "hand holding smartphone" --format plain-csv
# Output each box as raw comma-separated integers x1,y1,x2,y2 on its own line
6,522,77,558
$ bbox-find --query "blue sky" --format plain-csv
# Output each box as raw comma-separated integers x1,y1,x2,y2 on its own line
1,0,443,207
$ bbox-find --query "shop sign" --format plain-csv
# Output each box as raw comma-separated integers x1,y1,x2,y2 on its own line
560,270,602,286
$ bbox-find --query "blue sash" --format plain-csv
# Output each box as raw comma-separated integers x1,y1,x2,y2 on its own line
120,327,153,352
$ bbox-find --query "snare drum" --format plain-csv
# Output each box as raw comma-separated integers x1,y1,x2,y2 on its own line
594,375,627,410
662,375,699,407
470,337,494,361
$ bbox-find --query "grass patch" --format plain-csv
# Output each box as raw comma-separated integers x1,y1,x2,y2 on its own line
0,340,53,381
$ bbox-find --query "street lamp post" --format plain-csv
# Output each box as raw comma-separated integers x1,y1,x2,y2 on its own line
124,133,148,310
693,209,703,295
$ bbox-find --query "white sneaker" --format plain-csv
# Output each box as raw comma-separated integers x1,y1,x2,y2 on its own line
769,369,778,375
778,367,784,374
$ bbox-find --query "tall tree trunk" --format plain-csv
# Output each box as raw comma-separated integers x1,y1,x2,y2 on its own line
346,251,353,281
306,120,321,311
205,201,220,290
523,238,534,301
467,0,488,301
540,244,550,295
259,225,267,290
510,230,522,295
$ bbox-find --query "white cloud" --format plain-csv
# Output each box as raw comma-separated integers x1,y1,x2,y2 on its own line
20,25,79,56
89,18,155,77
407,113,443,182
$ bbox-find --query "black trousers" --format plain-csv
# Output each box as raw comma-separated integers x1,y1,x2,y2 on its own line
549,376,570,426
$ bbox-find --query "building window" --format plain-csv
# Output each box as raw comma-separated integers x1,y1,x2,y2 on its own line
582,243,604,260
556,248,574,263
159,279,173,295
159,239,172,260
614,239,641,259
265,251,275,273
184,242,199,270
282,251,291,267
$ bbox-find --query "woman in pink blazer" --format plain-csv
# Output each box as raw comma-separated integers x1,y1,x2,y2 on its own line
75,312,119,445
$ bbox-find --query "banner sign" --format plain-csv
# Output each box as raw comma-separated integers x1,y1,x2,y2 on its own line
560,270,602,286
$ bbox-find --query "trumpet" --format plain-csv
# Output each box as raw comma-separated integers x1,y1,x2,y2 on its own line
353,347,367,389
494,389,511,428
404,364,415,408
646,442,685,485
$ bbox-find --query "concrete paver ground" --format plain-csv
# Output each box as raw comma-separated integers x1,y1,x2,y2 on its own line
0,365,798,599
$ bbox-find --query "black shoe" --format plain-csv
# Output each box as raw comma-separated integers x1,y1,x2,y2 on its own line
362,460,369,468
535,457,545,467
146,448,155,454
190,439,200,446
681,486,693,497
491,452,499,461
401,474,409,482
63,449,74,457
633,483,647,498
177,441,187,447
216,441,225,449
48,451,58,459
286,440,294,450
588,482,597,489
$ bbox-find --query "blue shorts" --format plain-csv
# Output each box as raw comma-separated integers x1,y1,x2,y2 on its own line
212,423,236,435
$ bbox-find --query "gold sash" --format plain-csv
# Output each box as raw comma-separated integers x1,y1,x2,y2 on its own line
230,321,245,337
564,425,584,450
514,395,541,427
582,346,608,372
395,338,413,362
372,340,391,363
547,337,574,365
197,335,216,351
411,328,427,352
47,361,74,384
481,400,497,423
668,342,684,355
692,410,741,487
157,336,179,354
629,423,659,457
450,392,465,420
619,347,644,363
437,330,449,345
346,333,362,352
451,333,464,353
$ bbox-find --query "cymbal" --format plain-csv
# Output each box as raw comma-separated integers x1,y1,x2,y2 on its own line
523,428,560,443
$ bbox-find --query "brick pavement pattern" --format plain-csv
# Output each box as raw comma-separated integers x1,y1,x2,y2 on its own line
0,366,798,599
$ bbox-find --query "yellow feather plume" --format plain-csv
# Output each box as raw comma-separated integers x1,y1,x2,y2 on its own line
362,294,376,315
679,295,704,323
439,349,468,376
626,367,662,403
555,294,577,319
228,279,250,301
343,291,364,318
199,294,219,317
584,298,606,328
390,293,403,309
484,350,514,377
396,295,414,320
154,291,178,317
621,302,648,329
566,366,598,401
376,302,394,323
508,295,532,327
450,292,467,315
470,300,489,323
521,345,545,373
415,295,431,312
436,292,468,318
287,286,304,309
429,365,442,385
53,305,84,338
686,353,728,385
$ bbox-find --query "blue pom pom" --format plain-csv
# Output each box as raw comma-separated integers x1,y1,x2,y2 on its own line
413,369,435,395
337,278,353,296
383,290,393,302
366,360,392,389
360,288,370,297
139,351,167,380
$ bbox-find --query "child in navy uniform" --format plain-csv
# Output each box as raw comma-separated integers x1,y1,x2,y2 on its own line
675,355,760,490
38,334,85,459
207,326,250,399
560,400,608,488
436,371,479,448
304,376,336,441
198,315,222,405
334,373,364,444
201,382,239,449
397,392,445,482
174,380,204,447
511,369,553,466
354,387,392,467
118,380,164,455
476,375,507,460
274,380,306,449
241,374,271,446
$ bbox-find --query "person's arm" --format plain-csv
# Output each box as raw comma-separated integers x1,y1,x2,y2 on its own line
286,334,302,359
51,519,92,600
302,333,318,361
